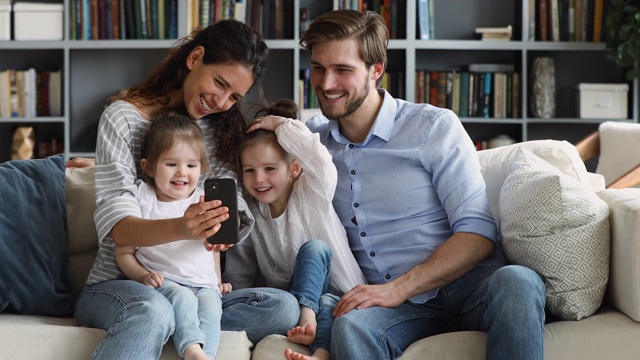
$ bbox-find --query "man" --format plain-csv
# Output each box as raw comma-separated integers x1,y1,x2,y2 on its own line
298,9,546,360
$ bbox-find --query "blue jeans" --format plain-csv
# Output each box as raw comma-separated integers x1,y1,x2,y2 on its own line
288,240,332,352
75,280,299,360
328,265,546,360
156,280,222,358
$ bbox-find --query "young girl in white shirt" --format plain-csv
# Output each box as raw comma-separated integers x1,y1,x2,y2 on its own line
237,100,366,360
115,109,231,360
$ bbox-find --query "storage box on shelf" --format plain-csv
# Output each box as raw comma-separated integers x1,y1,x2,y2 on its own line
13,2,64,40
578,83,629,119
0,0,636,165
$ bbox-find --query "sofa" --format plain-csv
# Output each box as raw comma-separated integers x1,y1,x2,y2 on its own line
2,139,640,359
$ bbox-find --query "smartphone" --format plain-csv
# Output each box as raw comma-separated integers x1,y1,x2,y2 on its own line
204,178,239,244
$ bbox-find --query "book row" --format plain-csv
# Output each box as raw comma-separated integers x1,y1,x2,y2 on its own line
70,0,178,40
298,69,405,110
0,70,62,119
530,0,610,42
335,0,407,39
416,68,521,119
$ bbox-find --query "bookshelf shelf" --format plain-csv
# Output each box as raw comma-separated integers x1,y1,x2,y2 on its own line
0,0,637,163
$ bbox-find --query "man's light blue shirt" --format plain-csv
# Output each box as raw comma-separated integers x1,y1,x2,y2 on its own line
307,90,505,303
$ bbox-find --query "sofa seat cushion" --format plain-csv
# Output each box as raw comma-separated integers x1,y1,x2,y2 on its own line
0,155,73,316
399,307,640,360
499,148,610,320
0,313,253,360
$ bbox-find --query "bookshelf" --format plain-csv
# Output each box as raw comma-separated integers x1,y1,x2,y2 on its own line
0,0,637,164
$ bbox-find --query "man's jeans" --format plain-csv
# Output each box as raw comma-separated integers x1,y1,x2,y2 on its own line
156,280,222,358
288,239,332,352
75,280,299,360
325,265,546,360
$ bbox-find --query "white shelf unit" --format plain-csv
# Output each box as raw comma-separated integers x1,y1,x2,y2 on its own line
0,0,636,163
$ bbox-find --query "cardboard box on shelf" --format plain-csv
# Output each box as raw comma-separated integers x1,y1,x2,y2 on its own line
577,83,629,119
13,2,64,41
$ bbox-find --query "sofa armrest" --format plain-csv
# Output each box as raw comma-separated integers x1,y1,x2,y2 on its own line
597,188,640,321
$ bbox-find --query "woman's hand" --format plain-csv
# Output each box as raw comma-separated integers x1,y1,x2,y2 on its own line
246,115,287,133
181,195,230,241
66,157,95,168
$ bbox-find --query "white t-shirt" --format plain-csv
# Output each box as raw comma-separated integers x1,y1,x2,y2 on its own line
135,182,220,292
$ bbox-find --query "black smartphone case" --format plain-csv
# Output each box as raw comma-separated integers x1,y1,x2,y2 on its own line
204,178,239,244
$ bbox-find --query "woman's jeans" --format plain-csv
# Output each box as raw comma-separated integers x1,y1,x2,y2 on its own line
156,280,222,358
288,239,332,352
324,265,546,360
75,280,299,360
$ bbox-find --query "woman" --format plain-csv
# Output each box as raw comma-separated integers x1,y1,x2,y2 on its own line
74,20,299,360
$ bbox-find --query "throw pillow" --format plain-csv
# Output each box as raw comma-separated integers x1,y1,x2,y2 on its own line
0,154,73,316
499,148,610,320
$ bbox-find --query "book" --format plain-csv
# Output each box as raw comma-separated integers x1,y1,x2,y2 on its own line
468,63,515,73
458,72,470,117
417,0,431,40
528,0,536,40
538,0,549,41
593,0,604,42
550,0,560,41
49,71,62,117
452,71,460,116
482,73,492,118
0,70,10,118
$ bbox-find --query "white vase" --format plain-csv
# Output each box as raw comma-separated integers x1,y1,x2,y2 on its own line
530,57,556,118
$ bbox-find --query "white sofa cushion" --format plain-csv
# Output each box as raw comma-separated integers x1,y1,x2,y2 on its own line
596,188,640,321
596,121,640,187
478,140,595,231
499,148,610,320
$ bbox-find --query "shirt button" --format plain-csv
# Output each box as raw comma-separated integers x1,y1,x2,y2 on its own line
354,203,359,208
385,274,391,280
349,144,354,148
369,252,375,256
360,232,366,237
350,170,356,175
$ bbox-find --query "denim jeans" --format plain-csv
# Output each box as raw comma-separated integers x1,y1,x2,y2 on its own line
156,280,222,358
328,265,546,360
75,280,299,360
288,240,332,352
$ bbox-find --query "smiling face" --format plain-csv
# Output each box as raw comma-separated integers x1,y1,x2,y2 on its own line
182,46,254,120
240,140,300,217
142,141,203,202
309,38,381,121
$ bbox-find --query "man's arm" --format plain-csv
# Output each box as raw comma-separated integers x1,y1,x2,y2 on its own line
333,232,495,317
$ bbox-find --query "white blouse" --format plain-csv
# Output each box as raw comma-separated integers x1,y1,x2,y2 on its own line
247,119,366,295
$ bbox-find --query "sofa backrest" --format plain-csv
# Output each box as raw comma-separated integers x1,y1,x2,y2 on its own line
65,167,98,301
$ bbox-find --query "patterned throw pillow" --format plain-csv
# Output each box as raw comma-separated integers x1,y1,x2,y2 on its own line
499,148,610,320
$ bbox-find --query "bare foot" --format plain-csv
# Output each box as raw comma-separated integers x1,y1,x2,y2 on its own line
184,343,209,360
284,348,330,360
287,323,316,345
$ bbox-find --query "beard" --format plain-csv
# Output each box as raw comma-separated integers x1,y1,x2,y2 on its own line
318,77,370,121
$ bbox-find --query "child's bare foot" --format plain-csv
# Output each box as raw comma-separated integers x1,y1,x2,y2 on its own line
287,323,316,345
184,343,209,360
284,348,330,360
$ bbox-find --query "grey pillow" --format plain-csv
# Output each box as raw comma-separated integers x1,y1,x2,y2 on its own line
499,148,610,320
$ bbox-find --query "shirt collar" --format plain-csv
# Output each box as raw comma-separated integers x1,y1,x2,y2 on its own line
327,89,397,145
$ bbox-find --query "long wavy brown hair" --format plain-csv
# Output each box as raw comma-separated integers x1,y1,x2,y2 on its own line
111,20,269,168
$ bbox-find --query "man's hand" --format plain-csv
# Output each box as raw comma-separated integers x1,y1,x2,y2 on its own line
333,282,406,318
